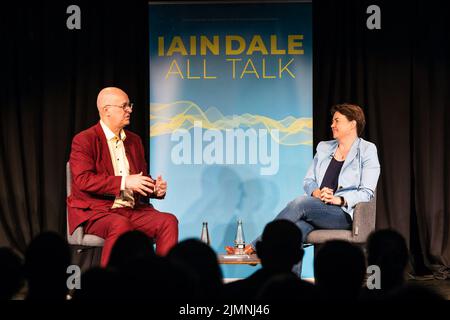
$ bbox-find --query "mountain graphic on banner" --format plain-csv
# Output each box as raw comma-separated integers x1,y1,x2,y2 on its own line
150,101,312,146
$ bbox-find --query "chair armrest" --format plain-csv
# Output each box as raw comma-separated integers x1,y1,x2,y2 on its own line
352,195,377,242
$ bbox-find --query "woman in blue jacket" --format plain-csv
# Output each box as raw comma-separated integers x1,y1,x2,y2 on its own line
227,104,380,271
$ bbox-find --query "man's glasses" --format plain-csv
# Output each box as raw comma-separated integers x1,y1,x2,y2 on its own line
103,102,134,111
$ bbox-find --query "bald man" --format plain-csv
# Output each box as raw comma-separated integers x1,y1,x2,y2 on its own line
67,87,178,266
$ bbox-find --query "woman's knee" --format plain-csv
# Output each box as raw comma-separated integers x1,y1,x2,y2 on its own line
275,195,311,221
288,195,311,209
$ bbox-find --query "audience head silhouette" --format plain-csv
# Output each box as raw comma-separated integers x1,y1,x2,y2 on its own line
314,240,366,299
222,220,303,301
256,272,317,301
168,239,223,301
367,229,408,291
119,255,196,300
24,232,71,300
108,230,155,270
0,247,24,300
3,227,446,301
72,267,121,300
256,220,304,272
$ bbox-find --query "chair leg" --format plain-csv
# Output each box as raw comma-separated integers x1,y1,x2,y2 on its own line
70,245,103,273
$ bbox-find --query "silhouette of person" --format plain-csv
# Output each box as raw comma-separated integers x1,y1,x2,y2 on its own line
360,229,409,300
314,240,366,299
24,232,71,300
168,239,223,301
387,283,445,300
256,272,317,301
223,220,305,300
107,230,155,271
118,255,196,301
72,267,121,300
0,247,24,300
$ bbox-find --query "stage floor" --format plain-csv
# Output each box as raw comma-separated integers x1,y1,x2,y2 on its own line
409,278,450,299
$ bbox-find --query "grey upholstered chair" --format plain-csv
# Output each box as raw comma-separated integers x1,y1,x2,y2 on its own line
66,162,105,246
304,191,377,252
66,162,104,270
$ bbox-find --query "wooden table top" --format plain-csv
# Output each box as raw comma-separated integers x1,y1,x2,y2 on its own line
217,254,261,265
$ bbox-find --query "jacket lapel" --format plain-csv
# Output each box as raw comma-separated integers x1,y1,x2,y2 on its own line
341,137,360,172
94,123,115,176
124,136,138,175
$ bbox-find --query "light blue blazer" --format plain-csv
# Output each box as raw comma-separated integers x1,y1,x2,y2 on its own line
303,138,380,219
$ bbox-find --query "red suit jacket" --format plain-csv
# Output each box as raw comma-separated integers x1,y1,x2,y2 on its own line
67,122,159,235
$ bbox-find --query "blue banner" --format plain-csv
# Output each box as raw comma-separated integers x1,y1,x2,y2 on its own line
149,2,313,279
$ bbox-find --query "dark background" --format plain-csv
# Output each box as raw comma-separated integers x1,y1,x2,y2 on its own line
1,0,449,274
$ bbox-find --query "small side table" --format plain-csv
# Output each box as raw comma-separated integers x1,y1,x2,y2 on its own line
217,254,261,265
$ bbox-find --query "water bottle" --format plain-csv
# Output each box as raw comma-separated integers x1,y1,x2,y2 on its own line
201,222,210,245
234,219,245,254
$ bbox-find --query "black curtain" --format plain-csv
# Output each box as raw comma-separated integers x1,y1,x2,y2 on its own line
1,0,449,275
313,0,450,272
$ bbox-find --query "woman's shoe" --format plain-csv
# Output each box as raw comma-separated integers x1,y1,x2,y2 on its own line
225,246,235,254
225,244,256,255
244,244,256,255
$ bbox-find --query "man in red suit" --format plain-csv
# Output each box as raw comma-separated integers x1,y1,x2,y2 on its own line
67,87,178,266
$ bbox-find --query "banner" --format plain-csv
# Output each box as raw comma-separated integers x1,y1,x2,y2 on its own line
149,2,313,279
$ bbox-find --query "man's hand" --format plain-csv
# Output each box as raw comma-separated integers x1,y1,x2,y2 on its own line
319,187,342,206
125,172,155,196
154,175,167,197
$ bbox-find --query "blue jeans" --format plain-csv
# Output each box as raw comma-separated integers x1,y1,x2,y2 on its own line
250,195,352,277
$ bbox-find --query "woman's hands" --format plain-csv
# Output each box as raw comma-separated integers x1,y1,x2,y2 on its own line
312,187,343,206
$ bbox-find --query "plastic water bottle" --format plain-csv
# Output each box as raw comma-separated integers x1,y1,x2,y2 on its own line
201,222,210,245
234,219,245,254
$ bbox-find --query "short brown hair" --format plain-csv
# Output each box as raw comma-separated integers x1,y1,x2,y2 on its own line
330,103,366,136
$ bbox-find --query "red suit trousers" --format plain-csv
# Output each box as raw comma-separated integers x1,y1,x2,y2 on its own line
84,205,178,267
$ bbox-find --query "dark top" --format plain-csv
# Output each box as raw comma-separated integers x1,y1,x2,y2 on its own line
319,157,344,192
